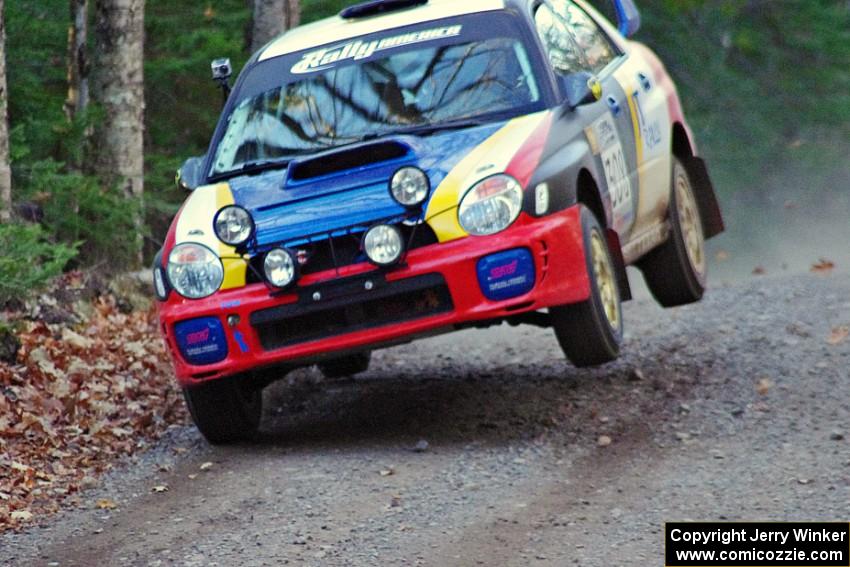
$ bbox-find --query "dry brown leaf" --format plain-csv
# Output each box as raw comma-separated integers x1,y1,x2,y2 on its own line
811,259,835,274
95,498,117,510
756,377,773,396
828,327,849,346
10,510,33,522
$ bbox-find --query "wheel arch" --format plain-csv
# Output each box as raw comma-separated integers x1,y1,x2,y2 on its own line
576,169,632,302
671,121,725,239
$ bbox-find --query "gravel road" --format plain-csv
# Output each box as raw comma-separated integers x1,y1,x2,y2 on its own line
2,272,849,567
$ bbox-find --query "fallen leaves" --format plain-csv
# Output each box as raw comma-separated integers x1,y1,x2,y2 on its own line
827,326,849,346
10,510,33,522
755,377,774,396
0,273,187,532
95,498,118,510
811,259,835,274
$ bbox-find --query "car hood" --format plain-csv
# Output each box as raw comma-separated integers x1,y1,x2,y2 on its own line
170,110,553,260
226,123,503,248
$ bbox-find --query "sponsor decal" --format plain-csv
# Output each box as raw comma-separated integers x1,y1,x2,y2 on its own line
174,317,228,366
185,328,210,345
589,113,633,230
477,248,535,301
633,92,662,151
291,25,463,74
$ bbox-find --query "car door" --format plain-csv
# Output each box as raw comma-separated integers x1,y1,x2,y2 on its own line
533,0,639,237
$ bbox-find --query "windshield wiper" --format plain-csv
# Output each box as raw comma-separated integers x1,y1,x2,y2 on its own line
362,118,486,141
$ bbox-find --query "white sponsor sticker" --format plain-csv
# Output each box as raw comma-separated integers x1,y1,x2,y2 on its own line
590,113,633,224
290,25,464,74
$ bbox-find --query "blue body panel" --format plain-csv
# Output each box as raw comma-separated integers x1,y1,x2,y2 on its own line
612,0,641,37
227,124,503,250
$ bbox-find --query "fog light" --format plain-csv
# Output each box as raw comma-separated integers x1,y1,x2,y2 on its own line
363,224,403,266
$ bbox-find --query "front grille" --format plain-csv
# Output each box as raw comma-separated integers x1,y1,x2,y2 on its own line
250,273,453,351
247,222,438,283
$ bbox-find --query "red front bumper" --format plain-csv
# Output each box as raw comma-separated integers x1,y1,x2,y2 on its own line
158,206,589,387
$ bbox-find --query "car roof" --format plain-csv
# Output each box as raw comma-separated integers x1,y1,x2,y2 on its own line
257,0,518,62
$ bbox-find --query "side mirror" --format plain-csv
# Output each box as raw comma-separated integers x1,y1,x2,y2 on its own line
560,72,603,109
176,156,206,191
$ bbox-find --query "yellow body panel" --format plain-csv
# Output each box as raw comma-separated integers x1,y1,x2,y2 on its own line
424,111,549,243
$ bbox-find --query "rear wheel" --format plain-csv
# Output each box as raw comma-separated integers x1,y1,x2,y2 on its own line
639,157,707,307
183,375,262,445
318,351,372,379
550,205,623,368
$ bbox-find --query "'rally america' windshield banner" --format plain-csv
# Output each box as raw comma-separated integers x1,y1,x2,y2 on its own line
291,25,463,74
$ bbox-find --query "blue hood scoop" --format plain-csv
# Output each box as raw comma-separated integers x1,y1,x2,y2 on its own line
287,140,412,183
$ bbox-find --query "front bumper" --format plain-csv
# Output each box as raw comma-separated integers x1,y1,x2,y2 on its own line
158,206,589,387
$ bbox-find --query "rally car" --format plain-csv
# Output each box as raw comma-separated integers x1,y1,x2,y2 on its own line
156,0,724,443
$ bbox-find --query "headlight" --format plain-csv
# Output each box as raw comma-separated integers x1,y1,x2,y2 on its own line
166,243,224,299
214,205,254,246
390,167,429,207
263,248,297,288
458,174,523,236
363,224,404,266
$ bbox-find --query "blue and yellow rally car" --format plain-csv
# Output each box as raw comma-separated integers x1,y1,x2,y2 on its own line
155,0,724,443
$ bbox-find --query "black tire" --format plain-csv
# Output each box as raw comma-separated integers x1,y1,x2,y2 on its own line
639,157,707,307
550,205,623,368
183,375,262,445
318,351,372,379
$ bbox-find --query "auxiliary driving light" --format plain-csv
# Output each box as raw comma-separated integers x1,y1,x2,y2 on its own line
363,224,404,266
263,248,297,288
214,205,254,246
390,167,429,207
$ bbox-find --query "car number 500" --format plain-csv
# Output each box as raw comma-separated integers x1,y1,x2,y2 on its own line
602,145,631,210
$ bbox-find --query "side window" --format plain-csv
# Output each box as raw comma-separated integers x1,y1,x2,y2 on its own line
535,0,617,75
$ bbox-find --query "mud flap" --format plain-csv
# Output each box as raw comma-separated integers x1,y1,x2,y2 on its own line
685,157,725,239
605,229,632,302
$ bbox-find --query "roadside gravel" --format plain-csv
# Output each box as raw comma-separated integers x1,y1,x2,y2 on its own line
1,272,848,566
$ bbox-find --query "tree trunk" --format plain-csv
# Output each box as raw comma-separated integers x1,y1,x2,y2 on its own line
91,0,144,262
250,0,300,53
0,0,11,223
65,0,90,122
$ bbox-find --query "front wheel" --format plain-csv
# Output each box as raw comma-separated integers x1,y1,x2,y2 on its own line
183,375,263,445
550,206,623,368
639,157,707,307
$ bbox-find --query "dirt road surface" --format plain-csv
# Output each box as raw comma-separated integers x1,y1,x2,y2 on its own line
2,273,849,566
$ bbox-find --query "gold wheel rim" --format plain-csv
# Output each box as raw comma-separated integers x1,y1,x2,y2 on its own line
590,230,620,330
675,173,706,278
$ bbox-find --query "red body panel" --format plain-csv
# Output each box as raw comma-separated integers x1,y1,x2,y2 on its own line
158,206,589,388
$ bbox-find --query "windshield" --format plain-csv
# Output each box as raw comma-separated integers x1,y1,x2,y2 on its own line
210,27,543,176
